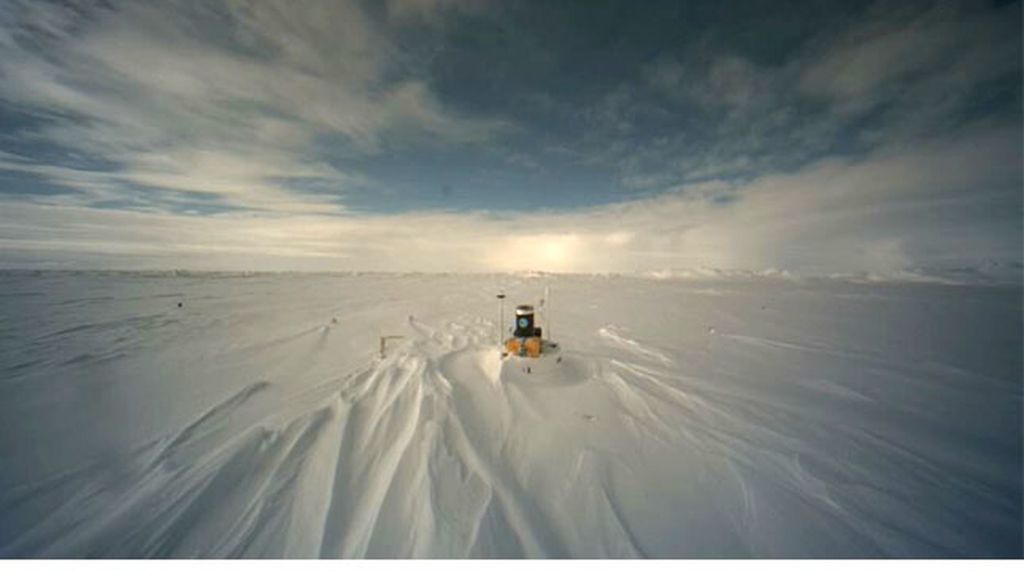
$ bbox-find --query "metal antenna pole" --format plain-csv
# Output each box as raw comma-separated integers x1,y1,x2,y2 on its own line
497,293,506,347
544,286,551,341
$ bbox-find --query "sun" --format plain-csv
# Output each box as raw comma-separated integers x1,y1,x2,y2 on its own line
538,234,579,269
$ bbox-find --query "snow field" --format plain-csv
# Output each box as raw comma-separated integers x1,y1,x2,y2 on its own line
0,272,1019,557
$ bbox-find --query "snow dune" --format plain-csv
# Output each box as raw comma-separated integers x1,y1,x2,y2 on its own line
0,271,1020,557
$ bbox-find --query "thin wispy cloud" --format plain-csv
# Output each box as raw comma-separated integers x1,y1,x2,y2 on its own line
0,0,1019,277
0,0,505,212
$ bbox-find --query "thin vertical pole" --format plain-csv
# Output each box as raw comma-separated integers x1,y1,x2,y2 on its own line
497,293,505,347
544,286,551,341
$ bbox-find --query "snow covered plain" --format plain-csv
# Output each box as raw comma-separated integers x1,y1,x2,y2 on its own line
0,271,1020,558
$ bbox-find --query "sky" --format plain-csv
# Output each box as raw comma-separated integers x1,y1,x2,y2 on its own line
0,0,1020,276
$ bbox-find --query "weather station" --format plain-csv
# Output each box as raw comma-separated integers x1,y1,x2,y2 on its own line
497,290,560,363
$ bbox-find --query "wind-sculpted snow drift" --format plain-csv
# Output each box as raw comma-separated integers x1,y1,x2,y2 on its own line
0,272,1020,557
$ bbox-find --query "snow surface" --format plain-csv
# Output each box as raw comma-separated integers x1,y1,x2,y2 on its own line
0,271,1020,558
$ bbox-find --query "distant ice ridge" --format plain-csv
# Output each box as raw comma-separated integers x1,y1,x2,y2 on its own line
643,262,1022,285
2,262,1018,284
645,267,797,281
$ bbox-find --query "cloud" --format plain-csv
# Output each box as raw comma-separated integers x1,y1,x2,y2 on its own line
385,0,490,23
798,1,1016,102
0,0,506,213
2,123,1018,278
0,0,1018,277
601,0,1021,192
797,0,1021,146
